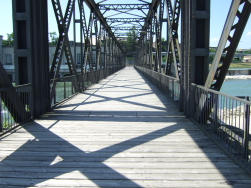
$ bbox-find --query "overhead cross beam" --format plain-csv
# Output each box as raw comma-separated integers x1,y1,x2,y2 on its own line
111,27,142,31
106,18,146,23
114,33,135,37
84,0,124,53
99,4,149,10
141,0,160,34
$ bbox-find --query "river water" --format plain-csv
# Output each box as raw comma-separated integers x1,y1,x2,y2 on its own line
221,79,251,98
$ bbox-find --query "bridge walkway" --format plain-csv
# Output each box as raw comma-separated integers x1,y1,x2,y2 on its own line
0,67,251,187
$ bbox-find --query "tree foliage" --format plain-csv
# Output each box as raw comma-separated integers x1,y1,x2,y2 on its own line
126,26,138,57
49,32,59,45
2,32,14,46
161,38,168,52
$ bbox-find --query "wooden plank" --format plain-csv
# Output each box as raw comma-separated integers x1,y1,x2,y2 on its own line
1,178,251,187
0,151,228,158
0,156,232,163
0,147,223,153
0,67,250,187
0,166,245,174
0,160,243,168
0,171,250,181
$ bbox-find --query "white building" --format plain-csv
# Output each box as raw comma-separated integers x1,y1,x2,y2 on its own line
0,36,102,82
243,56,251,63
0,35,15,81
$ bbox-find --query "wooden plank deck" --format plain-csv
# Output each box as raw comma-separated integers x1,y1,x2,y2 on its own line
0,67,251,187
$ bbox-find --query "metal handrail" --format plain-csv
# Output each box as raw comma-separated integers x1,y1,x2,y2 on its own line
136,65,251,172
0,84,33,135
191,83,251,172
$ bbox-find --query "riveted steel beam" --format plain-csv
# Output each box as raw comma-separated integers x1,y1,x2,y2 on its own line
180,0,210,117
164,0,181,78
84,0,124,53
205,0,251,90
12,0,51,118
155,0,164,73
99,4,149,10
0,63,29,124
106,18,146,23
196,0,251,123
111,27,142,30
50,0,79,102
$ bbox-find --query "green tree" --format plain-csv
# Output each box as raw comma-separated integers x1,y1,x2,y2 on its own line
209,48,216,52
161,38,168,52
126,26,138,57
2,32,14,46
49,32,59,45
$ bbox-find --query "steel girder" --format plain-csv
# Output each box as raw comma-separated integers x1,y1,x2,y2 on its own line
136,0,162,71
180,0,210,116
48,0,124,100
195,0,251,123
50,0,79,102
205,0,251,90
106,18,146,23
135,0,182,76
164,0,181,78
70,0,125,75
154,0,164,73
78,0,88,74
12,0,51,118
145,12,154,70
111,27,142,31
84,0,124,52
0,63,29,124
99,4,149,10
135,0,158,69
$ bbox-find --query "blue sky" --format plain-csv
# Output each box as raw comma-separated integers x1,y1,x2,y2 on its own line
0,0,250,49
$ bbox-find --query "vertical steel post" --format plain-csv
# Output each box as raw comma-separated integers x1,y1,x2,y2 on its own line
73,3,77,73
244,96,250,160
180,0,210,117
205,0,251,90
149,18,153,70
13,0,50,118
180,0,190,114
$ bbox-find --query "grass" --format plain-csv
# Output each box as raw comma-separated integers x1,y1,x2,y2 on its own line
1,103,15,130
209,62,251,69
229,62,251,68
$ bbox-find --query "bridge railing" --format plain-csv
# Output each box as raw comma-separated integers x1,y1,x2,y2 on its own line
0,67,124,135
0,84,33,135
135,65,251,172
51,67,123,106
135,66,180,105
50,75,78,106
190,84,251,171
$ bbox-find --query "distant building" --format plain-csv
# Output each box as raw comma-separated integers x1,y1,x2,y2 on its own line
243,56,251,63
0,36,103,82
236,49,251,53
0,35,14,81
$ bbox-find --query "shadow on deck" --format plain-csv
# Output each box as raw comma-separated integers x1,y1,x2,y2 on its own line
0,67,251,187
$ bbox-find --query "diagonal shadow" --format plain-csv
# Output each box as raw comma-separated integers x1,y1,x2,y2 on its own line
0,67,250,187
96,83,153,92
55,91,169,112
0,119,182,187
69,92,167,111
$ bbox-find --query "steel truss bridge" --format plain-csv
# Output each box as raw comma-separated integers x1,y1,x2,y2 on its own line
0,0,251,186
